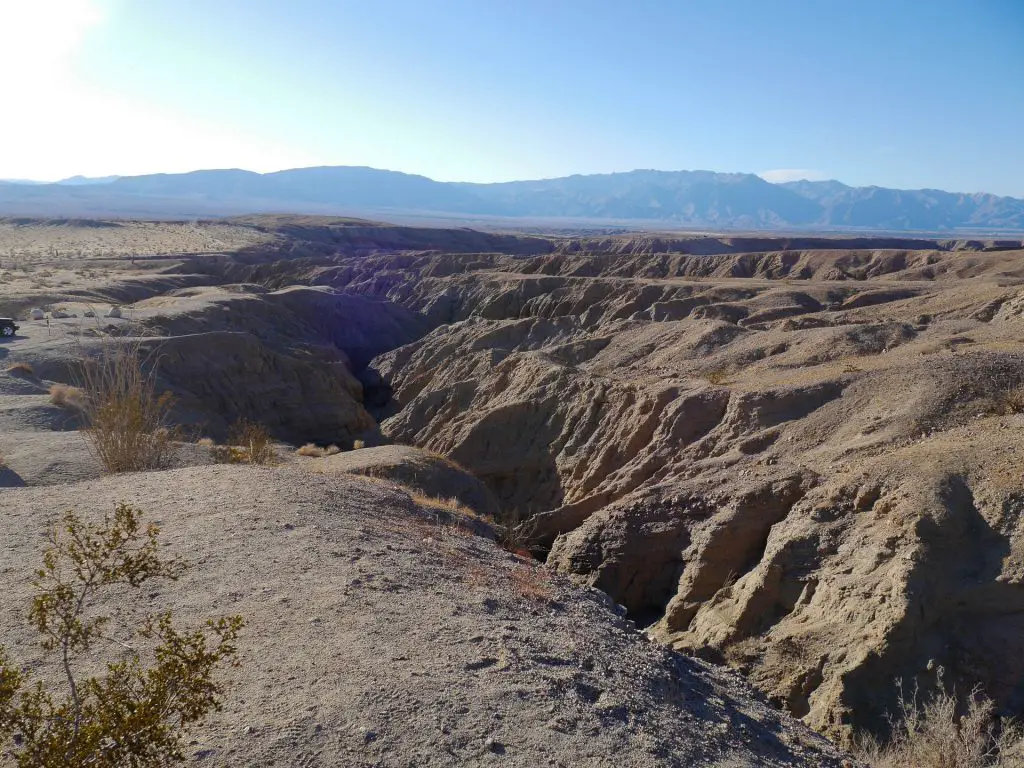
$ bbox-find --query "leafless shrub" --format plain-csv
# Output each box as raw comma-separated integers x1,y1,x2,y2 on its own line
296,443,326,458
855,674,1024,768
77,344,176,473
324,444,341,455
497,507,540,558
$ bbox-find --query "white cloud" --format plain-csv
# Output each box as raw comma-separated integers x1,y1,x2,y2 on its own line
758,168,830,184
0,0,313,180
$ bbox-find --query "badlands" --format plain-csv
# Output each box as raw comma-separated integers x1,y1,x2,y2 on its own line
4,215,1024,765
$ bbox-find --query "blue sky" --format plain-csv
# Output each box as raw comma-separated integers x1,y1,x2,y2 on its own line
1,0,1022,195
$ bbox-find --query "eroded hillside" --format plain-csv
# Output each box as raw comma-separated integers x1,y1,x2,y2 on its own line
282,232,1024,742
4,217,1024,755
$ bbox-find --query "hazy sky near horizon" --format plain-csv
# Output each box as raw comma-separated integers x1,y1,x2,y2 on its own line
1,0,1022,195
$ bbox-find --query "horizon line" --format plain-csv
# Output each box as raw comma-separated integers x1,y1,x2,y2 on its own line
3,165,1021,202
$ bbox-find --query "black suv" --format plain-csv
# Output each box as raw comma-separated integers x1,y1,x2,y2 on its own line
0,318,19,338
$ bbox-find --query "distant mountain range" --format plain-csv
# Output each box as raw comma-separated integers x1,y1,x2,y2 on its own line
0,166,1022,233
1,175,121,186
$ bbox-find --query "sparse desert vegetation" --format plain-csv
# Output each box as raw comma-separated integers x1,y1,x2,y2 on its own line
211,419,276,465
2,0,1023,759
703,367,732,385
4,361,34,377
295,442,341,457
855,679,1024,768
48,382,85,409
0,503,243,766
76,344,176,473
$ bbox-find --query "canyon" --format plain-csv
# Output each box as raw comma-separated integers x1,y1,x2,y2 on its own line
4,215,1024,763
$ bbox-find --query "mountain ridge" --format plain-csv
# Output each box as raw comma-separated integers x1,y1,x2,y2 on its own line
1,166,1022,232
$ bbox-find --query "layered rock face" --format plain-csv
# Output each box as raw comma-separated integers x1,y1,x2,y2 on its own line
321,243,1024,741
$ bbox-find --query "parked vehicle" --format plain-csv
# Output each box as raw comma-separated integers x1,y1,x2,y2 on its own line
0,318,19,337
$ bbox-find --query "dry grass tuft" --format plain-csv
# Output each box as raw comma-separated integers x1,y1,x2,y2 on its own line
352,439,366,450
49,383,87,409
212,419,275,465
196,437,216,448
77,344,176,473
991,386,1024,416
5,361,35,377
509,563,555,603
423,447,470,473
296,443,341,458
855,677,1024,768
409,492,478,520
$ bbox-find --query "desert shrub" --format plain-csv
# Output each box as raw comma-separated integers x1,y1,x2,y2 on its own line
703,367,731,385
77,344,177,473
324,444,341,456
0,503,243,766
196,437,216,448
5,361,34,377
497,507,540,558
296,443,325,458
48,382,86,410
212,419,275,465
352,439,366,450
855,675,1024,768
991,386,1024,416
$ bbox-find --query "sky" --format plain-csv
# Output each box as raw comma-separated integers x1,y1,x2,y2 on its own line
0,0,1022,196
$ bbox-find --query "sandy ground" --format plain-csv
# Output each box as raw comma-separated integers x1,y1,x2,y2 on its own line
0,219,272,263
0,467,851,767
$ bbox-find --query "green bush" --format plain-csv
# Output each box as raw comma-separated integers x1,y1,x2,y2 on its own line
0,503,243,767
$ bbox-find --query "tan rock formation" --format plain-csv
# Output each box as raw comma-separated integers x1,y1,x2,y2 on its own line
341,244,1024,741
